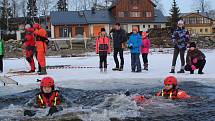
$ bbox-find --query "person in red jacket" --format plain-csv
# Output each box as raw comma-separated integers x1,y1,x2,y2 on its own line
156,76,191,99
23,27,36,72
141,32,151,71
24,77,63,116
33,23,48,75
96,28,111,72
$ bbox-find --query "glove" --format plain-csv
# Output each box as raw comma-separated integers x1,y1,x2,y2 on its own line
128,45,133,49
24,110,36,117
47,107,59,116
192,58,198,64
191,65,197,70
124,91,130,96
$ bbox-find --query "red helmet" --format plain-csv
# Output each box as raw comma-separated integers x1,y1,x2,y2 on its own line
25,27,34,33
164,76,177,86
33,23,41,29
40,77,55,87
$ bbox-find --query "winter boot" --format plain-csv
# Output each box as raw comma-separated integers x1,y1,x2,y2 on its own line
170,69,175,73
104,68,107,72
143,63,148,71
177,69,185,73
190,70,194,74
112,67,119,71
38,67,47,75
28,70,35,73
170,66,175,73
118,66,123,71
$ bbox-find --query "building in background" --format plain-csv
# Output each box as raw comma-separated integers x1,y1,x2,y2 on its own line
50,0,167,38
181,11,215,36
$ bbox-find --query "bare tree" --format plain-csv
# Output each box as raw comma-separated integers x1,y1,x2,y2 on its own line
11,0,18,18
153,0,164,13
192,0,211,12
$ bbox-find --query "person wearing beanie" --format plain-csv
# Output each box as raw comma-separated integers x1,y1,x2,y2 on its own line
127,26,142,72
185,42,206,74
96,28,111,72
170,20,190,73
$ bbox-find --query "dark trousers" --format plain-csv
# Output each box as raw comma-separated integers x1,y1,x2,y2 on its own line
113,48,124,68
185,59,206,73
131,53,141,71
99,52,108,69
0,55,3,72
142,53,148,64
172,48,186,69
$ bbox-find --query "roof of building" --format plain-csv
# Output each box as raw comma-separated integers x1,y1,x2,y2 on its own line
51,9,167,25
84,10,115,24
50,11,87,25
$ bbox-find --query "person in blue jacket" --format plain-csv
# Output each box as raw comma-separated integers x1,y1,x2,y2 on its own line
127,26,143,72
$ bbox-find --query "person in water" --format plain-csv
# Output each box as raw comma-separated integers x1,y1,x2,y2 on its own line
24,77,63,116
156,76,191,99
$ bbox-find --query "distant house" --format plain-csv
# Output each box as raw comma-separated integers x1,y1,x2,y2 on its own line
181,12,215,36
50,0,167,39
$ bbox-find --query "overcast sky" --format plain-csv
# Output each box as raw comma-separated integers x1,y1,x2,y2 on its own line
160,0,215,15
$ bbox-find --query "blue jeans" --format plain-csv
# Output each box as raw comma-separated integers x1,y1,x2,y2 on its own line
131,53,141,71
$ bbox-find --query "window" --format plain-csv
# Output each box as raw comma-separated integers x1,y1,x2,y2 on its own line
184,18,189,24
200,29,203,33
118,12,124,17
146,12,152,17
197,17,204,24
148,25,151,28
124,11,129,17
189,17,197,24
205,28,208,32
204,18,210,23
130,12,141,17
143,25,145,28
76,27,84,35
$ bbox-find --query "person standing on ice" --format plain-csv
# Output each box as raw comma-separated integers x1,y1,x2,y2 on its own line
170,20,190,73
22,27,36,73
33,23,48,75
185,42,206,74
110,23,127,71
127,26,142,72
141,31,151,71
24,77,63,116
156,76,191,99
0,38,4,73
96,28,111,72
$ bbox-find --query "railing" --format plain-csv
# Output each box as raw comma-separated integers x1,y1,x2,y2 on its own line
49,37,91,51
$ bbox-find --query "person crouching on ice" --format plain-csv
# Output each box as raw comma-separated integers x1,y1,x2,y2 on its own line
96,28,111,72
24,77,63,116
156,76,191,99
185,42,206,74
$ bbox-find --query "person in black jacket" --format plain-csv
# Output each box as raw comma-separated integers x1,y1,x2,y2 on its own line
185,42,206,74
110,23,127,71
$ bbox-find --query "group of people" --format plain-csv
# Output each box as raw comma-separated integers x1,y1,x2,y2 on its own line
96,23,151,73
22,23,48,75
24,75,191,116
96,21,206,74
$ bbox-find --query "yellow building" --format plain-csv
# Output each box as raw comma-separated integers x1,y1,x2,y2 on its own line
181,12,215,36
